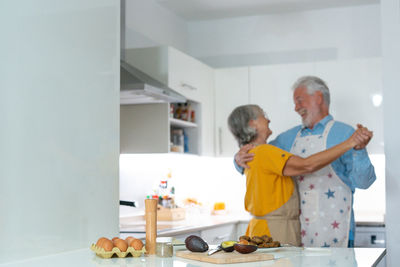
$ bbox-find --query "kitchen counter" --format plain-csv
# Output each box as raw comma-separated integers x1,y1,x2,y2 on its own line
119,212,249,239
120,211,386,240
0,247,386,267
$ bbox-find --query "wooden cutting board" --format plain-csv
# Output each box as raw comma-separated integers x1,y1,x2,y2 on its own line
176,250,274,264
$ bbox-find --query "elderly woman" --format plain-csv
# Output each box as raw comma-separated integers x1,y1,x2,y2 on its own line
228,104,369,246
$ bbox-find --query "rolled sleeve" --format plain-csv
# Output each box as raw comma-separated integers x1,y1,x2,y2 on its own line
349,149,376,189
233,156,245,175
338,148,376,191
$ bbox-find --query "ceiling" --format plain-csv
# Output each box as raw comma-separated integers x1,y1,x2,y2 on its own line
155,0,379,21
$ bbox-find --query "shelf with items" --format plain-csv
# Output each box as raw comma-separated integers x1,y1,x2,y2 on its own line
120,102,201,155
122,46,215,156
169,100,200,154
170,101,197,123
169,118,197,128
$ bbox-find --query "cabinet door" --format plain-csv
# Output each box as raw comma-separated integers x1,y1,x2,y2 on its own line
314,58,383,154
200,224,236,244
123,46,215,156
354,226,386,248
168,47,207,102
166,231,202,243
249,63,315,141
124,46,169,84
215,67,249,157
235,222,249,240
120,103,169,153
168,48,215,156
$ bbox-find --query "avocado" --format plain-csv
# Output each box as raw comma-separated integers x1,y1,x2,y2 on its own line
220,240,237,252
185,235,209,252
234,243,258,254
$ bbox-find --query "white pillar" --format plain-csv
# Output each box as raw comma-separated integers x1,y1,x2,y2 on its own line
381,0,400,266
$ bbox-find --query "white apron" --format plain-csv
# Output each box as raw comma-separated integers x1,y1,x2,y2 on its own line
291,120,352,247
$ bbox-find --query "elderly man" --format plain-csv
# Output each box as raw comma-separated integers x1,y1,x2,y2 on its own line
234,76,376,247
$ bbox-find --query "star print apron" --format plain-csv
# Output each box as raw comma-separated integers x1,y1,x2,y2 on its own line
291,120,352,247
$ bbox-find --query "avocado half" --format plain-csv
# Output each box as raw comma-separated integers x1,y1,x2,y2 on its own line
220,240,237,252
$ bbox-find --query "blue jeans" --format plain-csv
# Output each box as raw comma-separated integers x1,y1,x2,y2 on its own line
348,239,354,248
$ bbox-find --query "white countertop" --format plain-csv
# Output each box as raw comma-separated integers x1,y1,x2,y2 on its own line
119,211,385,240
119,212,251,239
0,247,386,267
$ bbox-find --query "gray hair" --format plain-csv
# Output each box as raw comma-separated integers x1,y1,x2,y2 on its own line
227,104,263,147
292,76,330,106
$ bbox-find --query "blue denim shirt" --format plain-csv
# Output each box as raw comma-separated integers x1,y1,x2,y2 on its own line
235,115,376,241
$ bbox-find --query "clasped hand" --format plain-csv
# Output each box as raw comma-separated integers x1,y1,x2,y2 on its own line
352,124,373,150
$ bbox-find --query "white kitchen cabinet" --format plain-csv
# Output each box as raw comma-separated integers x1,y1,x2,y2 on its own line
249,62,315,141
120,102,200,154
314,58,383,154
125,46,214,103
123,46,215,156
235,222,249,240
121,104,169,153
354,225,386,267
214,67,249,157
168,48,214,104
250,59,382,154
214,59,382,155
200,224,237,244
355,225,386,248
167,231,202,243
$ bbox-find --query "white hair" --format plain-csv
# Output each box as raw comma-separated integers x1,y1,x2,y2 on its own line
227,105,263,147
292,76,330,106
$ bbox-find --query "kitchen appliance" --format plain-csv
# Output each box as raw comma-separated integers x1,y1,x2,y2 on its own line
355,225,386,248
120,60,186,104
120,200,137,208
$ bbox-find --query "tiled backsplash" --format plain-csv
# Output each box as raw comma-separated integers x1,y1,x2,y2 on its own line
120,153,385,222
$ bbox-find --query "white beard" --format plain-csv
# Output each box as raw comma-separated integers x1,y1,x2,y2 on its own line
301,108,319,128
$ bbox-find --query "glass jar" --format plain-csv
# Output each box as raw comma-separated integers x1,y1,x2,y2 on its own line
156,237,173,257
171,129,184,153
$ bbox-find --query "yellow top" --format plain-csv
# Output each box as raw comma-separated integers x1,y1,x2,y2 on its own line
244,144,294,216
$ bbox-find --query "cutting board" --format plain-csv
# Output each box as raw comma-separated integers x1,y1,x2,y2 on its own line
176,250,274,264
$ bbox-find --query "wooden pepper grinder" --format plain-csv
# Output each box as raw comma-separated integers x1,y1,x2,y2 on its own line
145,199,157,254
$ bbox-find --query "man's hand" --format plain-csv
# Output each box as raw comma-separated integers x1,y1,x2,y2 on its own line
234,144,255,169
354,124,373,150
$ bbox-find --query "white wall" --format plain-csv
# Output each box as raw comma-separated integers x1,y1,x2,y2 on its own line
381,0,400,265
123,0,188,52
0,0,120,263
187,4,381,67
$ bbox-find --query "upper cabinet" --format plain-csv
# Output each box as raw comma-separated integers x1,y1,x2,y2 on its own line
124,46,213,103
121,103,170,153
120,102,200,154
249,62,315,142
313,58,383,154
121,46,215,156
214,58,383,157
168,48,214,103
214,67,249,156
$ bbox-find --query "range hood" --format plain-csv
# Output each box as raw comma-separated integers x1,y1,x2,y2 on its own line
120,60,186,104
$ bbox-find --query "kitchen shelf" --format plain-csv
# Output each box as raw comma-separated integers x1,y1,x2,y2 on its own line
121,102,201,154
169,118,198,128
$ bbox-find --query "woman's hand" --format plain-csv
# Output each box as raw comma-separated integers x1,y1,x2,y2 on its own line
353,124,373,150
235,144,255,169
348,124,373,149
283,124,373,177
